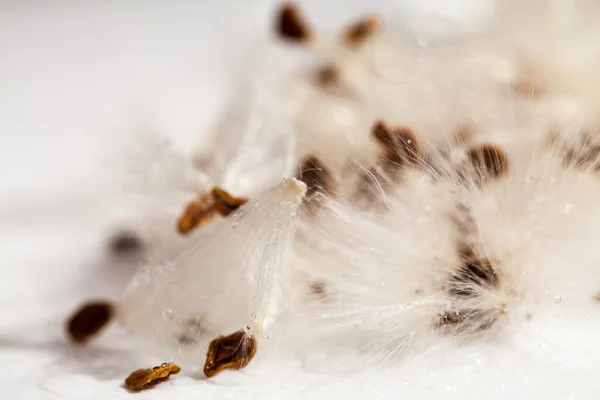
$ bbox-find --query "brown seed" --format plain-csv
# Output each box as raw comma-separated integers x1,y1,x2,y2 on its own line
436,308,499,332
372,121,420,168
211,187,248,217
449,255,499,298
177,188,248,235
296,155,335,198
177,192,217,235
124,362,181,391
467,143,509,182
204,330,257,378
310,281,327,298
372,120,391,145
107,230,144,256
316,64,339,86
438,309,468,327
66,301,114,343
274,2,311,43
343,15,380,47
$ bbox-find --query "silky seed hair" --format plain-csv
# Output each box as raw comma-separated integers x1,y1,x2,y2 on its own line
65,0,600,386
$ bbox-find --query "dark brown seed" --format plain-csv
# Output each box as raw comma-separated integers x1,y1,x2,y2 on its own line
372,121,420,168
296,155,335,198
66,301,114,343
275,3,311,43
394,127,420,165
343,16,380,47
467,144,509,181
449,256,498,297
204,330,257,378
107,230,144,256
372,120,390,145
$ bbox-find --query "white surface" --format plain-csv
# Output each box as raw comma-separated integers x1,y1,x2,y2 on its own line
2,1,600,399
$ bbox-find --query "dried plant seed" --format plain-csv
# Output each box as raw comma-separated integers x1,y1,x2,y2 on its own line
310,281,327,299
177,187,248,235
275,3,311,42
124,362,181,391
107,230,144,256
296,155,335,197
450,256,499,297
316,64,339,86
177,193,217,235
204,330,257,378
372,121,420,169
467,144,509,182
343,16,380,47
211,187,248,217
66,301,114,343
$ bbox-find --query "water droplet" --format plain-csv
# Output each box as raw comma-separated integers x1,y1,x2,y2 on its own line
244,325,251,333
251,313,257,319
553,296,562,303
163,309,174,320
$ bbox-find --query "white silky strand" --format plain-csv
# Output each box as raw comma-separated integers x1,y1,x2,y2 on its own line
115,178,306,363
90,0,600,388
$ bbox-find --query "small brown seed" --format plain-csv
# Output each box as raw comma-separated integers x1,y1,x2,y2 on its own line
449,256,499,298
467,143,509,182
107,230,144,256
211,187,248,217
310,281,327,299
316,64,339,86
177,188,248,235
274,3,311,43
372,121,420,168
66,301,114,343
124,362,181,391
204,330,257,378
296,155,335,198
343,16,380,47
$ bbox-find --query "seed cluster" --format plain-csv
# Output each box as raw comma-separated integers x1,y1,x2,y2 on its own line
70,2,537,392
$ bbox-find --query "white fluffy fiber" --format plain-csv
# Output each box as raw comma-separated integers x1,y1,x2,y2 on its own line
108,0,600,387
